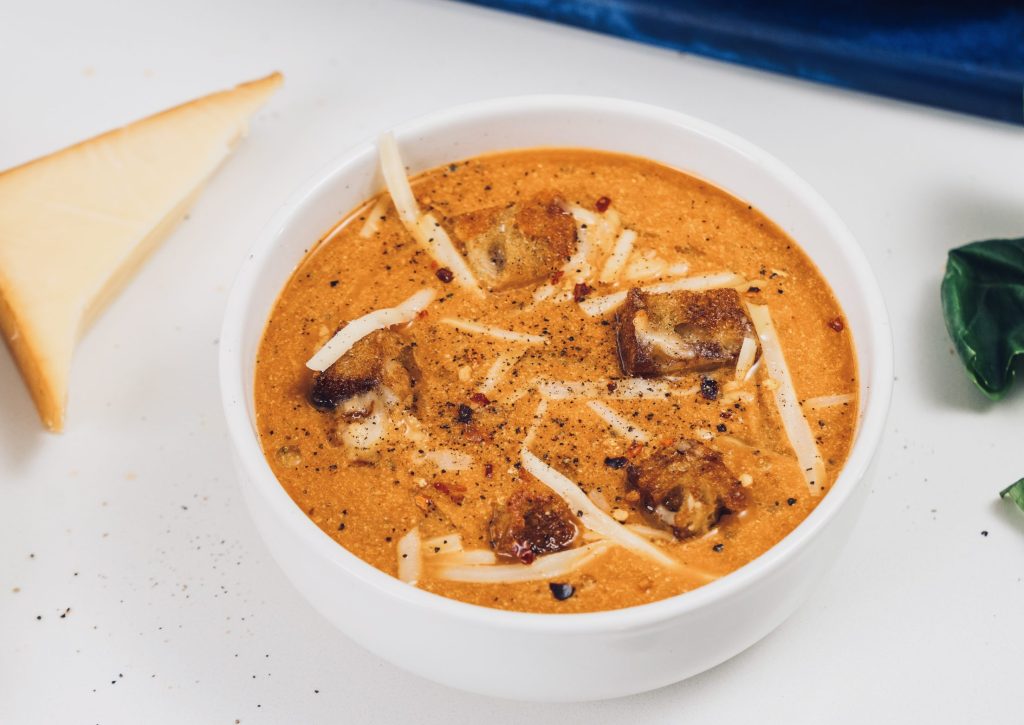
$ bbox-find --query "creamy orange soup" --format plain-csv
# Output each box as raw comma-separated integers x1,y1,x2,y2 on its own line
254,148,857,613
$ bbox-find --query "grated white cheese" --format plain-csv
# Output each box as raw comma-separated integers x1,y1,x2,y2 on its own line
585,400,651,442
396,527,422,585
357,195,389,239
440,317,547,345
378,133,483,296
599,229,638,283
478,351,524,395
523,399,548,448
423,534,463,555
734,335,758,381
578,271,745,317
746,303,827,494
431,549,498,567
305,288,435,371
802,393,855,411
520,448,678,568
416,449,475,472
624,523,678,543
433,541,611,583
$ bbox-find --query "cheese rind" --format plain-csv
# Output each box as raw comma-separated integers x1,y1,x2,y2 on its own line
0,72,282,431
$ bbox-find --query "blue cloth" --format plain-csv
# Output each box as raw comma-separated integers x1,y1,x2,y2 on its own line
460,0,1024,125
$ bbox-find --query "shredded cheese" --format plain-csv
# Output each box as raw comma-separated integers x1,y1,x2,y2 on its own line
433,541,611,583
802,393,855,410
423,534,463,555
478,351,524,395
746,303,827,494
430,549,498,567
734,335,758,381
417,449,474,472
378,133,483,296
306,288,435,372
578,271,745,317
396,527,422,585
586,401,651,442
624,523,678,543
520,449,678,568
358,195,389,239
599,229,637,283
440,317,547,345
523,399,548,448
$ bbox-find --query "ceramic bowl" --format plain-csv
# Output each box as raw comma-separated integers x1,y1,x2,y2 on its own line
219,95,893,701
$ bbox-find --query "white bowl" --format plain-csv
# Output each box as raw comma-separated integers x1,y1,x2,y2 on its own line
219,96,893,702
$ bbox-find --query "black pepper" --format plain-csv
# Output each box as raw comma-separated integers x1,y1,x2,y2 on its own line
549,582,575,600
700,377,719,401
436,267,454,283
604,456,628,469
456,404,473,424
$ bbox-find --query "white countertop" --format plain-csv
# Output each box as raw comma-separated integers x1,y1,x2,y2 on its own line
2,1,1023,722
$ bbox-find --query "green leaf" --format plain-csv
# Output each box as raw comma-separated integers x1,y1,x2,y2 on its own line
1000,478,1024,513
941,237,1024,399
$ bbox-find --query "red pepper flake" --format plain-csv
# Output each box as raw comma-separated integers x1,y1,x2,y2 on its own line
658,436,674,447
436,267,454,283
595,196,611,212
470,392,490,406
625,441,645,459
573,282,593,302
550,270,564,284
484,463,494,478
433,481,467,504
416,309,429,319
828,316,845,332
516,547,536,565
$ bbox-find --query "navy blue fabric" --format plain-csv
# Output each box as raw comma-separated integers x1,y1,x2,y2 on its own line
460,0,1024,125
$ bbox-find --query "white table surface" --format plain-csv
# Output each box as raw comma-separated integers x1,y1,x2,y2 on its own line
2,1,1023,722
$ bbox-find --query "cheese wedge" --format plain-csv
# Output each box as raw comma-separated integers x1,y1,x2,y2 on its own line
0,72,282,431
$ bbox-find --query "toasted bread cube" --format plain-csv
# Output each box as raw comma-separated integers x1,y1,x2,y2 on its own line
452,191,576,291
626,440,747,539
310,329,419,412
488,486,579,564
615,287,753,376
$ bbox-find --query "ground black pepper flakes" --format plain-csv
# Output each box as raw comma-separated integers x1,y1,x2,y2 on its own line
456,404,473,423
604,456,628,469
712,543,724,553
700,377,719,401
328,280,339,287
787,497,797,506
436,267,454,283
549,582,575,600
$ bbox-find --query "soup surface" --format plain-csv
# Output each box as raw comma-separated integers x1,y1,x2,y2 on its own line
254,148,858,613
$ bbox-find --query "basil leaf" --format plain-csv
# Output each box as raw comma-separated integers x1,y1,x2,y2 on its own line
1000,479,1024,513
941,237,1024,399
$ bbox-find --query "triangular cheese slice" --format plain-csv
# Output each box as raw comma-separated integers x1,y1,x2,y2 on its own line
0,72,282,431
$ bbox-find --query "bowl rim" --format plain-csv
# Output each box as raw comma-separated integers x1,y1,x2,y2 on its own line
219,94,894,634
